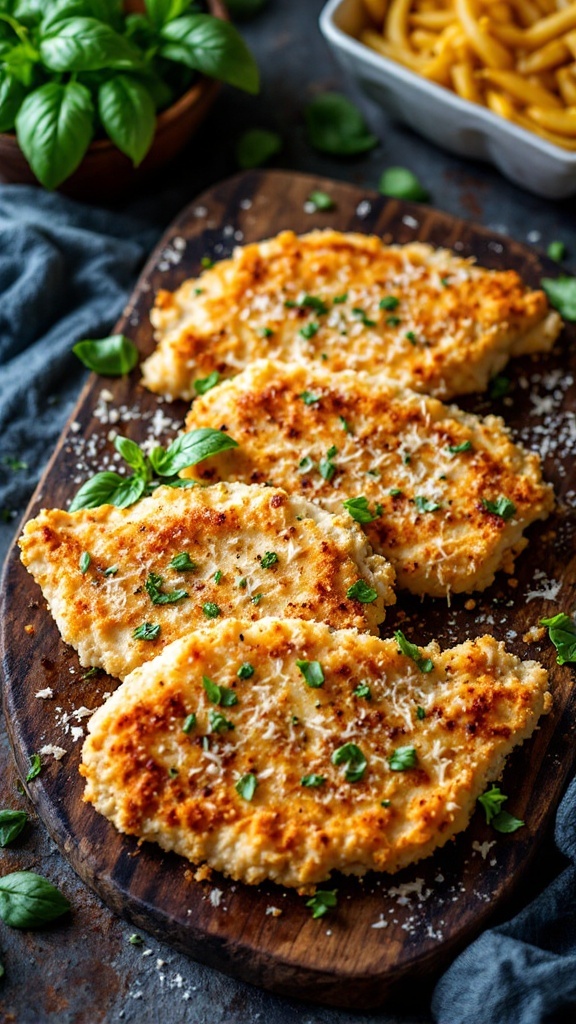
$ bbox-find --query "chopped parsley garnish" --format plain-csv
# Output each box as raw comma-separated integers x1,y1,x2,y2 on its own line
541,612,576,665
351,307,376,327
194,371,220,395
213,570,223,584
79,552,91,574
251,593,263,605
308,190,335,211
237,577,247,588
301,774,326,787
261,551,278,569
343,495,382,523
296,660,325,688
353,683,371,699
259,327,274,338
319,447,337,481
1,455,28,471
478,785,524,833
300,391,320,405
235,773,257,801
394,629,434,673
440,277,450,287
333,293,348,304
339,416,351,433
367,468,380,478
414,496,442,513
547,241,565,263
194,287,204,296
381,799,391,808
379,296,399,311
388,746,418,771
25,753,42,782
298,455,315,473
416,705,426,720
402,452,411,465
209,710,235,733
132,622,161,640
299,294,328,315
103,565,118,577
128,934,143,946
182,714,197,733
82,667,101,680
347,580,378,603
332,743,367,782
202,676,238,707
237,662,254,679
405,330,417,345
389,487,403,497
386,315,401,327
145,572,188,605
481,496,516,520
448,441,472,454
490,375,510,400
168,767,179,779
327,445,337,458
201,256,214,269
202,602,221,618
306,889,337,919
169,552,197,572
300,322,319,340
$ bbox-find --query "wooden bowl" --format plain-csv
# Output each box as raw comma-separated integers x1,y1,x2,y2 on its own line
0,0,227,201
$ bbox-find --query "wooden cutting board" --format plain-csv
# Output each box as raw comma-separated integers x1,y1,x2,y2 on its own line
2,170,576,1010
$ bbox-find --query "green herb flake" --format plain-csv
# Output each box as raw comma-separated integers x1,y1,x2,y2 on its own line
201,256,214,269
319,447,337,481
402,452,411,465
300,391,320,405
306,889,338,919
209,709,235,733
235,773,257,801
203,676,238,707
379,167,429,202
202,602,221,619
440,277,450,287
261,551,278,569
388,746,418,771
145,572,188,605
25,754,42,782
298,455,315,474
129,933,143,946
299,294,329,315
0,810,28,848
541,612,576,665
416,705,426,720
331,743,367,782
347,579,378,604
333,293,348,304
168,767,179,779
351,307,377,327
481,496,516,520
448,441,472,455
169,552,197,572
353,683,371,699
194,288,204,296
1,456,28,472
237,577,247,588
386,315,401,327
389,487,403,497
182,714,197,734
339,416,351,433
79,551,91,574
251,593,263,605
82,667,101,680
296,659,325,688
237,662,254,679
301,774,325,787
380,296,399,311
547,241,565,263
132,622,161,641
405,330,418,345
541,276,576,320
381,799,391,808
308,190,334,211
394,629,434,673
300,322,319,340
414,495,442,513
343,495,382,523
490,375,510,400
103,565,118,577
214,570,223,584
478,785,524,833
194,371,220,395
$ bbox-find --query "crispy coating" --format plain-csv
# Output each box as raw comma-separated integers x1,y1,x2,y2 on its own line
81,618,550,888
19,483,395,679
184,362,554,597
141,230,561,401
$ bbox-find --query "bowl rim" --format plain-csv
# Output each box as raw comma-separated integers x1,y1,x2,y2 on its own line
319,0,576,168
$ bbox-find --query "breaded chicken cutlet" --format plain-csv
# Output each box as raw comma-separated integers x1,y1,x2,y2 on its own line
81,617,550,889
141,230,561,401
19,482,395,679
184,362,554,597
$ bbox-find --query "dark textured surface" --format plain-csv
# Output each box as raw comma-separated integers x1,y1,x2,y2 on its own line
1,1,576,1021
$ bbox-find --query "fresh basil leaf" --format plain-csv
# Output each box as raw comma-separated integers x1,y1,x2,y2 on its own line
0,871,70,928
68,470,146,512
144,0,191,28
144,571,188,605
346,579,377,604
98,75,155,166
379,167,429,202
150,427,238,476
306,889,337,919
235,773,257,801
236,127,281,169
25,753,41,781
307,189,334,211
0,70,25,131
301,774,325,787
0,810,27,848
113,435,148,474
388,745,418,771
477,785,507,824
209,709,234,733
225,0,268,18
481,496,516,520
132,621,160,640
343,495,382,523
237,662,254,679
194,370,219,395
491,810,524,834
547,241,565,263
394,629,434,673
295,659,324,688
541,612,576,665
305,92,377,155
40,17,143,72
73,335,138,375
331,742,367,782
541,276,576,320
15,81,93,190
41,0,118,32
202,675,237,706
159,15,259,94
169,552,196,572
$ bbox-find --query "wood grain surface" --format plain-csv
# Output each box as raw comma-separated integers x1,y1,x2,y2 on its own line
2,170,576,1010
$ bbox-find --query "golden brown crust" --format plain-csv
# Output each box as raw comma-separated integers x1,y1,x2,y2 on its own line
142,230,561,401
184,362,554,596
81,618,550,888
18,482,395,678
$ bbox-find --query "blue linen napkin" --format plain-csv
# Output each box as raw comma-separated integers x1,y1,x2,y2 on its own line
1,183,575,1024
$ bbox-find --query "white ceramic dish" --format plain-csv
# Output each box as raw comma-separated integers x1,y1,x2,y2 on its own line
319,0,576,200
